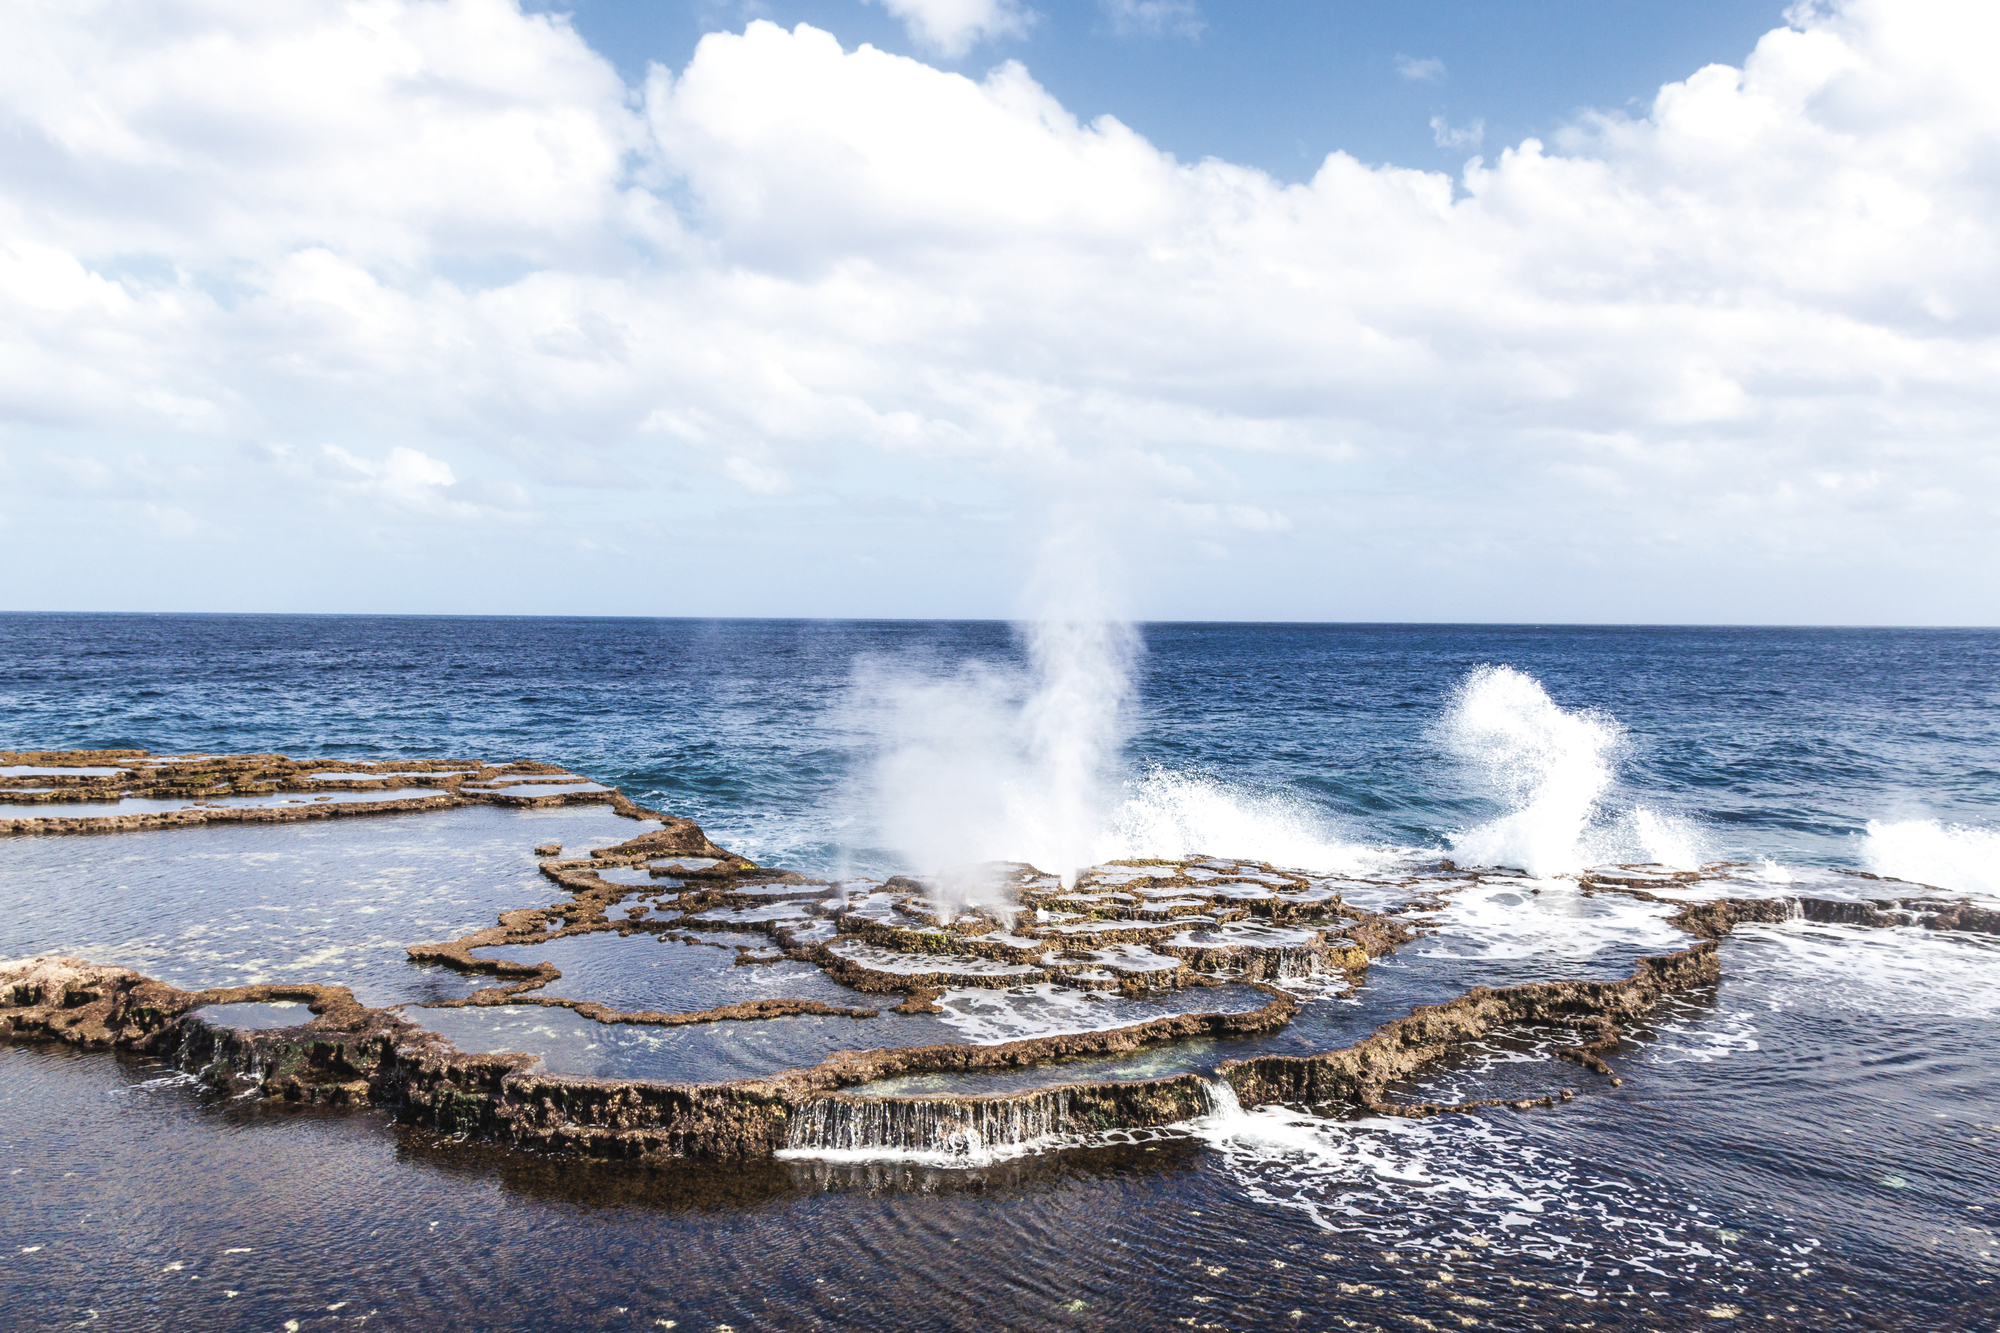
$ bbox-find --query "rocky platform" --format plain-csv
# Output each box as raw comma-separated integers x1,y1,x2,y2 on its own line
4,750,1993,1162
0,749,716,838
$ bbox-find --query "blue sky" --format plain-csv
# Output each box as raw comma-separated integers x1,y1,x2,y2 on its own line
2,0,1996,623
552,0,1789,177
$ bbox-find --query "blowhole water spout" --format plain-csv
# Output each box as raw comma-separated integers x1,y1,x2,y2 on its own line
856,524,1137,896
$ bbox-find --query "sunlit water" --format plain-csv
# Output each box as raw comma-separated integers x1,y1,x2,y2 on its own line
1,614,1996,1330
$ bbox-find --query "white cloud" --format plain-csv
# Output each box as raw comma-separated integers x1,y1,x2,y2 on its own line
870,0,1034,57
3,0,2000,620
266,443,531,520
1100,0,1204,40
0,0,639,270
1430,114,1485,148
1396,54,1446,83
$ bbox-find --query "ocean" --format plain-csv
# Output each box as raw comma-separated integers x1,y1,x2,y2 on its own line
1,613,1996,1330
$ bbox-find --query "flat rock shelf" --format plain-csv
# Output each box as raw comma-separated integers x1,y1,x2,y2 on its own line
4,749,1993,1165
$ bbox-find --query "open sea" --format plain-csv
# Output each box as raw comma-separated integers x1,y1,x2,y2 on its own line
2,613,1997,1331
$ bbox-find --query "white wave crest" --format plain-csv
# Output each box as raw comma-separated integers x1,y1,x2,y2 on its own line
1096,768,1382,874
1442,665,1621,875
1861,818,2000,898
1439,665,1705,875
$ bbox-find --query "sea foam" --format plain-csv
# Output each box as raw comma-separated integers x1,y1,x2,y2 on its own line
1095,767,1383,874
1861,818,2000,899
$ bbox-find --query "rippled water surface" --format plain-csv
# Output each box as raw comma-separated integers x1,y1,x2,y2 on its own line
2,614,1997,1330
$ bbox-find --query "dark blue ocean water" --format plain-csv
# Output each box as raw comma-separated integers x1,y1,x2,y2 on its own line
3,614,1997,1332
5,614,1997,875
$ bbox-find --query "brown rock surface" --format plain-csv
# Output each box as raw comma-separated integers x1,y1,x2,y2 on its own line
1217,943,1721,1112
0,749,623,834
14,749,1989,1163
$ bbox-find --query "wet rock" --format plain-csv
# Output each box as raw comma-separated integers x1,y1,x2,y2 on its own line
589,822,743,867
1662,893,1999,940
1218,944,1721,1111
0,749,621,835
786,1076,1218,1156
8,753,1908,1165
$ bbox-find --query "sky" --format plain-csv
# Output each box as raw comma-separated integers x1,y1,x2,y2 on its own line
2,0,1997,623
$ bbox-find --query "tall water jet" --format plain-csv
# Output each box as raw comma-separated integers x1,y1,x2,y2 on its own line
1010,519,1138,884
855,519,1137,896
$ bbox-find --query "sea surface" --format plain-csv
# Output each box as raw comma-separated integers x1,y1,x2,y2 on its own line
2,614,1997,1331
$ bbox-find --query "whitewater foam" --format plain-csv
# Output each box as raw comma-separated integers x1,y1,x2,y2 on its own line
1097,767,1384,874
1862,818,2000,899
1730,917,2000,1021
1195,1099,1781,1286
1417,878,1687,965
1439,665,1712,876
930,982,1257,1045
1441,665,1622,875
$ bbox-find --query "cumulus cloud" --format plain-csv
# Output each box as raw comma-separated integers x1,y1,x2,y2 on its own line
871,0,1034,57
3,0,1999,620
269,443,532,520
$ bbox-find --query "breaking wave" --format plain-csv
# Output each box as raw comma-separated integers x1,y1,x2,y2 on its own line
1861,818,2000,898
1096,767,1385,874
1441,665,1703,875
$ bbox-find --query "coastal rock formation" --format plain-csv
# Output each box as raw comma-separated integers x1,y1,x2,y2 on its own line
6,749,1994,1164
1217,944,1719,1113
0,750,641,834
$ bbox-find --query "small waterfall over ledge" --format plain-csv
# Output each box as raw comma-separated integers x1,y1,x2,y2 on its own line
785,1091,1082,1162
782,1076,1228,1164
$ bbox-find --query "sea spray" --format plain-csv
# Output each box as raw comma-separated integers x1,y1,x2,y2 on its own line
1630,806,1703,870
1441,665,1706,873
1441,665,1620,874
1097,767,1376,873
1013,613,1138,884
853,523,1137,896
1862,818,2000,898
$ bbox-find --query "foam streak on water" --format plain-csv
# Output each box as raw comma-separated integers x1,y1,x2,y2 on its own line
1194,1102,1772,1285
1731,918,2000,1020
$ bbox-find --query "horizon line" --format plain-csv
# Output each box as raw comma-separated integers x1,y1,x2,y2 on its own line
2,611,1994,632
